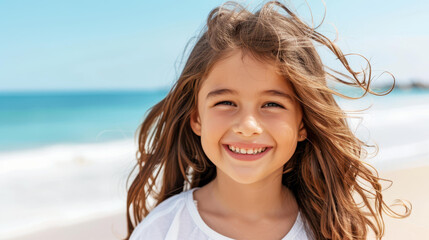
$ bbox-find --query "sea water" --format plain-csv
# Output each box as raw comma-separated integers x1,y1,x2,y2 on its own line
0,88,428,238
0,89,168,152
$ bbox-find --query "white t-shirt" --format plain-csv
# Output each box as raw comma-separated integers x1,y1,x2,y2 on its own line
130,188,312,240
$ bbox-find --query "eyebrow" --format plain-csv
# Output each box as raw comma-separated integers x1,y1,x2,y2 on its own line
206,88,295,102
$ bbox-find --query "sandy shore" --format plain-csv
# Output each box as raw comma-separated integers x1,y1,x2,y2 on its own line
373,165,429,239
8,211,128,240
8,164,428,240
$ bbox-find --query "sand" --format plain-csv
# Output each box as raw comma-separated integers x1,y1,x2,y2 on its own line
8,212,128,240
8,164,428,240
374,165,429,239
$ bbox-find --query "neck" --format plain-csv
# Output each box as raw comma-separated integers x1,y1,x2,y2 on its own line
207,169,297,221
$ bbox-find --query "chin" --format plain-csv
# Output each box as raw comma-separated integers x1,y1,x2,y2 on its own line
224,168,266,185
230,176,260,185
221,165,284,186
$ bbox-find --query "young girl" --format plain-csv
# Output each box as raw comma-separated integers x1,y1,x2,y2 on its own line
125,1,410,239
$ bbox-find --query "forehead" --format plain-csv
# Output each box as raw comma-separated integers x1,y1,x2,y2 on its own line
200,49,296,98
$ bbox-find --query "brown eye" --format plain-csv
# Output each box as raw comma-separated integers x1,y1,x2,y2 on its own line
215,101,235,106
264,102,284,108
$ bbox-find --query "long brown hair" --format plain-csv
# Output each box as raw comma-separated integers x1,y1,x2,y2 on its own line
125,1,411,239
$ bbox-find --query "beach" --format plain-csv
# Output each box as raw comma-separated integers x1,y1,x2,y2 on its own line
377,165,429,239
0,140,135,240
9,211,127,240
1,89,428,240
2,0,429,238
6,163,428,240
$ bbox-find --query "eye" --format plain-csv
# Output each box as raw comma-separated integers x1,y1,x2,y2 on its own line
214,101,285,109
214,101,235,106
263,102,285,108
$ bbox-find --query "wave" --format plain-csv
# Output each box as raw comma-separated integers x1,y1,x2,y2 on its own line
0,139,136,174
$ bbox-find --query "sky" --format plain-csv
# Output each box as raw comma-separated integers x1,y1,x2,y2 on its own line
0,0,428,91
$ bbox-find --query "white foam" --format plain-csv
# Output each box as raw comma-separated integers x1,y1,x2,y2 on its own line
345,102,429,170
0,139,136,174
368,139,429,171
364,104,429,127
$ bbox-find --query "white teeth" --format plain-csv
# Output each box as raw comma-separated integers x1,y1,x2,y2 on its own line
227,145,267,155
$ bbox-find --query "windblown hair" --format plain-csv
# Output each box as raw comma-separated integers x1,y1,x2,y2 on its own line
125,1,411,239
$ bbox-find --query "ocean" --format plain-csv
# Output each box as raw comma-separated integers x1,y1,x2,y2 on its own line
0,88,428,238
0,89,168,152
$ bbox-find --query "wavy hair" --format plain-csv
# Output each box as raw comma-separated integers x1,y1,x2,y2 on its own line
125,1,411,239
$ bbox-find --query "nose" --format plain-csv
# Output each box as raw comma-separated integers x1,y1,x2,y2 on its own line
232,113,263,137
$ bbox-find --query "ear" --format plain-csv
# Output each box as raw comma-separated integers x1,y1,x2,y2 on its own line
190,110,202,136
297,121,307,142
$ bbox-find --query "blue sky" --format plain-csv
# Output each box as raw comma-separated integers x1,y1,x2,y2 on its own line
1,0,428,91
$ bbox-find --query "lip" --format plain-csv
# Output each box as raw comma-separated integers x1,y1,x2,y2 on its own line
225,142,272,149
223,144,272,161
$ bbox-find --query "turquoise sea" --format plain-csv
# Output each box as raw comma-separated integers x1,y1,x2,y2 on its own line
0,89,168,152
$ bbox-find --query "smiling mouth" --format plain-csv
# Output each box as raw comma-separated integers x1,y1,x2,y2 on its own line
223,144,272,161
226,145,268,155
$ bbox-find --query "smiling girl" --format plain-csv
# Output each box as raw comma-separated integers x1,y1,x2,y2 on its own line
125,1,410,240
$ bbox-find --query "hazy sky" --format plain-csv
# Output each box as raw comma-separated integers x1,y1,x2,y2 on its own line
1,0,428,91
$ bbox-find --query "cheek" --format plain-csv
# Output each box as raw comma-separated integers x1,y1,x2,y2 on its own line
199,111,229,159
264,113,299,135
277,128,299,162
201,111,228,134
264,117,299,155
202,110,232,132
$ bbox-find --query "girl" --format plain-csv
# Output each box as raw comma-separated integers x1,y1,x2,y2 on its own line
125,1,411,239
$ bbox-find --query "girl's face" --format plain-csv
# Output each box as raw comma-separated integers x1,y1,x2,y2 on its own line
190,49,307,184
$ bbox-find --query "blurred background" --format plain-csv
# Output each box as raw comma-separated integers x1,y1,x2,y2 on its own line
1,0,428,239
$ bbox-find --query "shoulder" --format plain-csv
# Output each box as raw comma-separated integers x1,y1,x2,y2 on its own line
129,189,197,240
139,190,188,225
283,211,315,240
